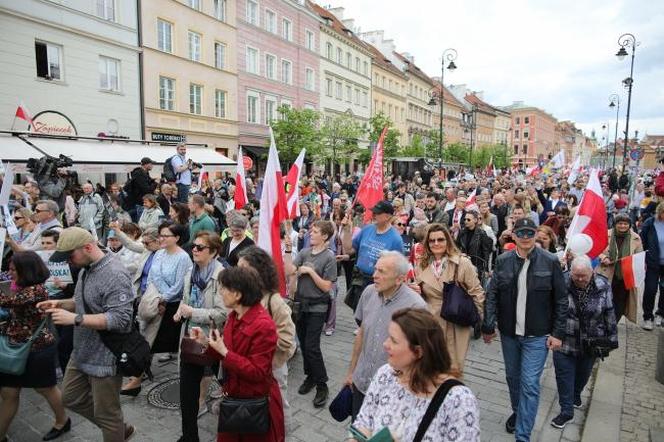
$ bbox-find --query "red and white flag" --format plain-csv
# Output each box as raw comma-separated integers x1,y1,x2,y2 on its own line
197,167,208,189
284,149,306,219
620,252,646,290
234,147,249,210
14,102,33,125
566,169,608,258
465,187,478,211
355,127,387,223
485,156,494,177
258,128,288,295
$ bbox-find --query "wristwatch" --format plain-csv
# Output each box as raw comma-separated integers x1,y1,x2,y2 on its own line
74,314,84,326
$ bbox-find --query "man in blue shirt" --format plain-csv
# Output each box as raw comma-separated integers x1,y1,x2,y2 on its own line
341,200,403,311
171,143,192,202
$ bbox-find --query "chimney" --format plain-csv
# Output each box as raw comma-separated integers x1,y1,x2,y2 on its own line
401,52,414,63
327,7,344,20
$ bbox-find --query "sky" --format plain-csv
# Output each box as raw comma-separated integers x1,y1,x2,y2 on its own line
327,0,664,143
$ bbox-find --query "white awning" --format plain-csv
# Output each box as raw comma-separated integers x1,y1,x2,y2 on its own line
24,136,235,173
0,133,44,171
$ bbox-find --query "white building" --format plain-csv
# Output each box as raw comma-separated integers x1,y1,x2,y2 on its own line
0,0,141,139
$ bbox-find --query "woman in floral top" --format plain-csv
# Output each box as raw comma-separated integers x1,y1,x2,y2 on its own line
354,308,480,442
0,251,71,441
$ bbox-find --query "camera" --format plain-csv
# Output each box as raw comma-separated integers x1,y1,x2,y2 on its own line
187,159,203,169
27,155,74,177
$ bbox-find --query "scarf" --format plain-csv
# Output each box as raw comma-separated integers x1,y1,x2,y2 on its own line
191,260,216,292
431,257,447,280
608,229,631,280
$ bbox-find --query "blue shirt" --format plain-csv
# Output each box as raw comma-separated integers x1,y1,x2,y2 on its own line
352,224,404,276
654,220,664,265
171,154,192,185
147,249,192,302
140,252,156,294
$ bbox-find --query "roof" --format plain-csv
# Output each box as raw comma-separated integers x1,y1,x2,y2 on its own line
430,81,465,108
364,41,406,79
393,51,434,86
307,2,369,53
465,93,497,115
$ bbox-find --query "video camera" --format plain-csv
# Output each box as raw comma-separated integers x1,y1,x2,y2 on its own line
26,155,74,178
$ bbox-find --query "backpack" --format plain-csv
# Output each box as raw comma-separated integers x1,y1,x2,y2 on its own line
163,155,178,182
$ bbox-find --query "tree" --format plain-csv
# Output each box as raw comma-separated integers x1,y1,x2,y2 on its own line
472,144,510,169
269,106,321,167
425,130,443,160
400,134,426,157
443,142,470,164
368,112,400,159
320,113,365,174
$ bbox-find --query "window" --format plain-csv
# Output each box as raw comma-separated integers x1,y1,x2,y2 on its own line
515,117,520,124
305,68,314,91
522,145,528,154
514,130,519,139
346,52,352,68
336,47,342,64
523,131,529,139
282,19,292,41
247,91,259,123
514,145,519,154
363,61,368,75
96,0,115,21
99,56,119,91
214,0,226,21
346,85,352,102
355,57,360,72
246,47,258,74
265,96,276,124
188,0,201,10
214,42,226,69
281,59,292,84
34,41,62,80
188,31,201,62
305,30,314,50
354,88,360,105
362,91,368,107
335,81,342,99
265,54,276,79
157,19,173,53
189,83,202,114
524,116,530,124
215,89,227,118
265,10,276,33
326,43,333,59
246,0,258,25
159,76,175,110
325,78,333,96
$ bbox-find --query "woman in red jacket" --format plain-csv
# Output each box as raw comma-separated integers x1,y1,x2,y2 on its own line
190,266,284,442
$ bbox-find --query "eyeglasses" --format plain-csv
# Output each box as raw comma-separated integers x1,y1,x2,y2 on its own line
13,216,24,221
464,218,474,222
192,244,210,252
515,230,536,239
428,237,446,244
34,209,49,213
396,223,405,227
158,234,175,238
142,240,155,246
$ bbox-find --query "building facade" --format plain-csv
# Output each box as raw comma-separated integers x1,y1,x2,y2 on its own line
501,101,557,167
394,52,435,145
464,93,496,148
142,0,238,157
0,0,141,138
237,0,320,161
494,107,511,147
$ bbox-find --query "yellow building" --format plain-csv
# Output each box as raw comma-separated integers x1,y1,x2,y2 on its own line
429,82,465,145
142,0,238,157
365,42,408,146
393,52,435,144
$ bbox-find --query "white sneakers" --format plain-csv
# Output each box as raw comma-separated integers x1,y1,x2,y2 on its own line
643,320,654,331
655,315,663,327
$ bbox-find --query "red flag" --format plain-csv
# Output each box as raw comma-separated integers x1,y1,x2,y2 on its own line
465,187,478,211
15,102,33,125
565,169,608,258
258,129,288,295
620,252,646,290
234,147,249,210
355,127,387,223
485,156,494,177
285,149,306,219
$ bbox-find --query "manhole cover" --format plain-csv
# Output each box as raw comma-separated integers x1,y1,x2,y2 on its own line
147,378,181,410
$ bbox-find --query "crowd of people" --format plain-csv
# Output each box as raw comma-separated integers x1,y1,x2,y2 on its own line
0,142,660,442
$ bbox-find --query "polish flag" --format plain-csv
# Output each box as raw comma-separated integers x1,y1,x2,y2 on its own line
465,187,478,211
234,147,249,210
15,102,33,125
526,165,540,177
620,252,646,290
567,156,582,185
355,127,387,223
284,149,306,219
485,156,494,177
566,169,608,258
258,128,288,295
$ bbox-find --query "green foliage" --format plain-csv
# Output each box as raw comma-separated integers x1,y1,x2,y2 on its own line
472,144,511,168
399,134,426,157
443,142,470,164
269,106,321,166
368,112,400,159
320,113,365,166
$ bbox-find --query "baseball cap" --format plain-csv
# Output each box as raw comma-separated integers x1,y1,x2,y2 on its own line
513,218,537,233
50,227,95,262
140,157,154,165
372,200,394,215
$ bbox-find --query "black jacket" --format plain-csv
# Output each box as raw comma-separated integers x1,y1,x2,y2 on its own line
456,227,492,272
128,167,156,205
220,236,255,267
482,246,568,339
446,208,465,227
156,194,173,217
639,216,661,270
491,204,509,236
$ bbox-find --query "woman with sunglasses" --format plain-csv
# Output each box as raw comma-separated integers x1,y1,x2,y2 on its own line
9,208,36,246
415,224,484,374
174,231,226,441
392,217,413,258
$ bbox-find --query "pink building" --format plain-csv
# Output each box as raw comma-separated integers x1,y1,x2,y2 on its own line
237,0,320,165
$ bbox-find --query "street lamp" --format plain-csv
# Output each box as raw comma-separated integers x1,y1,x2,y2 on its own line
615,33,637,173
428,48,457,163
608,94,621,169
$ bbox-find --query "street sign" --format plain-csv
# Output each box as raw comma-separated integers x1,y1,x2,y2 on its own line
151,132,186,143
630,149,644,161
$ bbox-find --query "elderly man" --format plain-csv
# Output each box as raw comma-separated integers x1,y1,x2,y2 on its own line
343,251,427,420
78,183,105,239
156,183,174,216
551,255,618,429
6,199,63,252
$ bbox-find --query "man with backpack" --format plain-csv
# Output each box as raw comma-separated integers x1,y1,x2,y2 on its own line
124,157,157,222
168,143,193,203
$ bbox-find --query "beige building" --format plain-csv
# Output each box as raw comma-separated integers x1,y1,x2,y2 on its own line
494,107,511,147
501,101,557,167
429,82,465,145
364,42,408,146
142,0,238,157
392,52,435,144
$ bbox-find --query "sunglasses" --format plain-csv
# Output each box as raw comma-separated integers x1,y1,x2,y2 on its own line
396,223,405,227
464,218,474,222
13,216,24,221
515,230,536,239
192,244,210,252
428,237,446,244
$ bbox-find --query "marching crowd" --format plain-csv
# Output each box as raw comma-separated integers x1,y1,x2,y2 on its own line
0,143,662,442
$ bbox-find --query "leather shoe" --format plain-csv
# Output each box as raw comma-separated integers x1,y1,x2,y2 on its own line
124,424,135,441
43,417,71,440
505,413,516,434
120,386,141,397
313,384,329,408
298,378,315,395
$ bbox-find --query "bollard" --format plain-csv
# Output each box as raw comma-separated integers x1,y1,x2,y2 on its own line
657,328,664,385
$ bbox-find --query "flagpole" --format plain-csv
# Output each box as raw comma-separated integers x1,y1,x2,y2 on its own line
9,115,17,131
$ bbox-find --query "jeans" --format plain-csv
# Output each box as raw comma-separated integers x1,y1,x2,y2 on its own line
552,351,595,417
179,361,218,442
643,265,664,321
129,204,144,223
501,335,549,442
350,383,366,423
296,311,328,385
176,183,190,203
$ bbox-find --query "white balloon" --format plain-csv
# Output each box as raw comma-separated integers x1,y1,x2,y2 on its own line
568,233,592,256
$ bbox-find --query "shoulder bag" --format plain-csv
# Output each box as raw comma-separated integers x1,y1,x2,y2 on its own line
180,319,218,366
0,316,48,376
412,379,464,442
441,261,480,327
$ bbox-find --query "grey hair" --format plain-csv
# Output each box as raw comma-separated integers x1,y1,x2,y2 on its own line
379,250,410,277
141,227,159,242
229,214,248,229
250,216,260,227
35,200,59,214
571,255,593,272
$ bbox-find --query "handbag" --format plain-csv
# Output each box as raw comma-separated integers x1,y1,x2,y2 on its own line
0,316,48,376
137,283,161,322
440,261,480,327
217,396,270,433
180,320,218,366
412,379,464,442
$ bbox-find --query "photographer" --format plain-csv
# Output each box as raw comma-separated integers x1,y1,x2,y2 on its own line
27,155,74,211
551,255,618,430
171,144,194,203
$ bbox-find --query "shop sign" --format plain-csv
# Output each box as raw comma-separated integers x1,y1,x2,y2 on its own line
151,132,187,143
30,111,77,136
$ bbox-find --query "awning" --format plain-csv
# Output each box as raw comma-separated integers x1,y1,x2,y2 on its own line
24,136,235,173
241,145,268,157
0,133,44,169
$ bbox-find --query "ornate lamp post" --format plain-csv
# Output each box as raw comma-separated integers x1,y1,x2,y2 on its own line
615,33,637,172
608,94,620,169
428,48,457,163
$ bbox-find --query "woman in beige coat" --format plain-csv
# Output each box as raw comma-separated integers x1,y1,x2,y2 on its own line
415,223,485,374
596,213,643,323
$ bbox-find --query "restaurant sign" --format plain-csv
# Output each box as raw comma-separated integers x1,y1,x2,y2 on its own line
29,111,77,136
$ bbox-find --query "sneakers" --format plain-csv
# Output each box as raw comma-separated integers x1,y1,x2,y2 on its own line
298,378,316,395
551,413,573,429
655,315,663,327
157,353,174,363
313,384,329,408
574,398,583,409
324,329,334,336
643,320,654,331
505,413,516,434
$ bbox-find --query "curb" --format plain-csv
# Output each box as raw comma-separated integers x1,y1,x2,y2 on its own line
581,323,626,442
